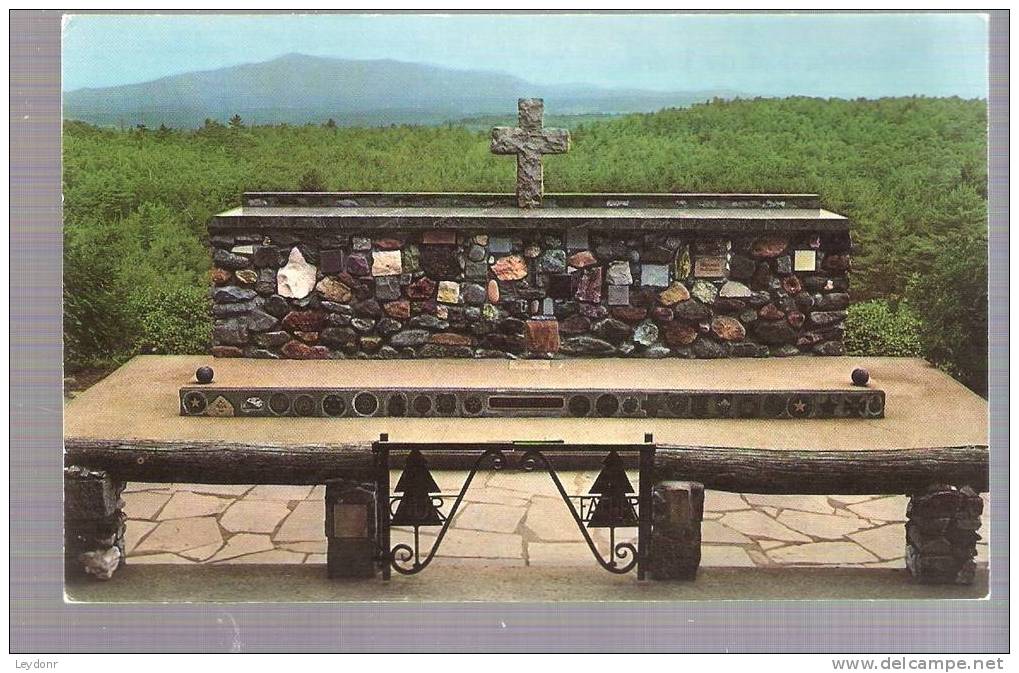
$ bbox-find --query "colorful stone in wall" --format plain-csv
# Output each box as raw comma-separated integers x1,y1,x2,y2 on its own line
437,281,461,304
406,276,437,300
674,245,692,279
711,316,746,341
491,255,528,281
488,236,513,253
782,275,803,295
316,277,353,303
346,253,371,277
421,230,457,245
567,250,597,268
607,285,630,306
751,236,789,258
641,264,670,288
538,249,567,273
658,282,690,306
526,319,561,354
401,244,421,272
275,247,318,299
371,250,403,276
606,261,633,286
234,269,258,285
632,320,659,347
719,281,753,298
690,281,718,305
486,280,501,303
575,267,603,303
211,268,233,286
375,276,402,301
662,321,698,347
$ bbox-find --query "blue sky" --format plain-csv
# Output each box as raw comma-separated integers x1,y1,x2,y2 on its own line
62,13,988,98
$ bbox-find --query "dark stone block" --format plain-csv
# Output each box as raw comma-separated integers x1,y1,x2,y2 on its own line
325,480,379,579
649,481,704,581
213,248,251,270
673,300,711,322
729,255,755,281
547,274,573,300
419,244,460,279
252,245,281,268
754,320,798,345
213,319,249,346
263,295,290,318
559,336,615,356
593,318,632,343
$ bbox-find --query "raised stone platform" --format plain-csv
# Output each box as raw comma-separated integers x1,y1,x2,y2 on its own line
66,355,983,451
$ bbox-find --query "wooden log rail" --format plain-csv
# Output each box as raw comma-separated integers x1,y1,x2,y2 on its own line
64,439,989,494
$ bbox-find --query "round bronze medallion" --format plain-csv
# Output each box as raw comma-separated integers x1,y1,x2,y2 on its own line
183,391,207,415
322,394,346,417
293,394,317,417
269,393,290,415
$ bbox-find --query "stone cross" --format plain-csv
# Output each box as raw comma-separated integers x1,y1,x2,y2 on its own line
491,98,571,208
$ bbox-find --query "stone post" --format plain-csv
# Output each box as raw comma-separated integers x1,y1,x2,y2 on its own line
64,466,126,580
325,479,379,578
648,481,704,580
906,484,983,584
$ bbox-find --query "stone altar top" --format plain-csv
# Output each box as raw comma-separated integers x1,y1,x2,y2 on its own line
212,192,850,232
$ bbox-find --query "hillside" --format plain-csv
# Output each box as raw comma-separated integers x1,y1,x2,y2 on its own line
62,53,741,128
62,96,988,391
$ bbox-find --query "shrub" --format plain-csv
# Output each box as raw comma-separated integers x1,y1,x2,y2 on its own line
905,232,988,395
845,300,924,358
126,285,211,355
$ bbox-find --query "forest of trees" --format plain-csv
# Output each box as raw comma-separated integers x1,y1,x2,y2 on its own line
63,96,989,393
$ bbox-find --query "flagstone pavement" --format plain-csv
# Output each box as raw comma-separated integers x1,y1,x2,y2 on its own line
122,471,990,570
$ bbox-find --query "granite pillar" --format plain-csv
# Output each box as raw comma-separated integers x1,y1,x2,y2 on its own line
906,484,983,585
325,479,380,578
64,466,126,580
648,480,704,580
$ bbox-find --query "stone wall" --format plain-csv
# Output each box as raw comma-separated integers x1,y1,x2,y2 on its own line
209,228,850,360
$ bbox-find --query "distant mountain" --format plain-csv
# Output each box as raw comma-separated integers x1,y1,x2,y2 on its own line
63,53,744,128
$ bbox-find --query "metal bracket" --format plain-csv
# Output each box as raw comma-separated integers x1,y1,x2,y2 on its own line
372,434,655,580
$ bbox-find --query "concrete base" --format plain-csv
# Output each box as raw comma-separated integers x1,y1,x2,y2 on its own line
64,564,989,603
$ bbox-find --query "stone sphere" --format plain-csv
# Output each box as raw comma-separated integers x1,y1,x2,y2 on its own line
195,366,215,384
851,368,870,386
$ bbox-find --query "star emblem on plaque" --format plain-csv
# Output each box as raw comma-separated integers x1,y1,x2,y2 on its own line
786,395,813,419
182,391,207,415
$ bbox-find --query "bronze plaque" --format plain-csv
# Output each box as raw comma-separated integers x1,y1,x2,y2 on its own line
694,255,727,278
332,503,369,538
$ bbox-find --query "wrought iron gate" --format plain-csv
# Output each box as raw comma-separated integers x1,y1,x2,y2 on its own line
373,434,655,580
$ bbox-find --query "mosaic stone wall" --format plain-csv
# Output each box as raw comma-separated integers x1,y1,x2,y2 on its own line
208,228,850,359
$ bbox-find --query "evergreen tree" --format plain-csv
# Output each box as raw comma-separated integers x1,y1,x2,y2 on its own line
228,114,244,129
391,449,443,526
324,118,337,128
587,451,638,527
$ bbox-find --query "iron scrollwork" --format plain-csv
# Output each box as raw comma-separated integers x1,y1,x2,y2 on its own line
373,436,654,580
